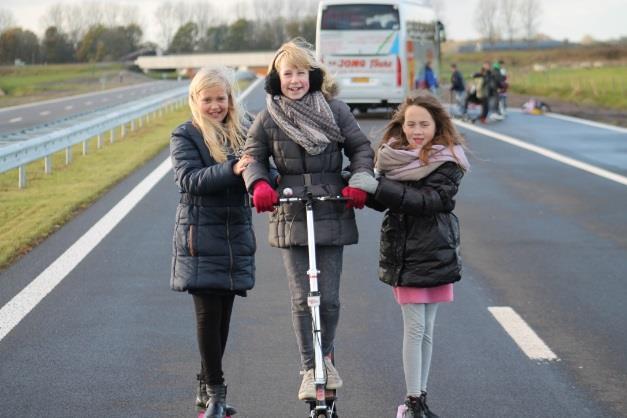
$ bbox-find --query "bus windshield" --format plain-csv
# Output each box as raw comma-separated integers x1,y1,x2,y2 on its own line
320,4,400,30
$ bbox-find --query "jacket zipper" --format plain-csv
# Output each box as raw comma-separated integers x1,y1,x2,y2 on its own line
188,224,196,257
226,197,235,291
395,213,405,286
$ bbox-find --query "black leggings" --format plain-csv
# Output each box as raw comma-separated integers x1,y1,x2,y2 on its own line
192,293,235,385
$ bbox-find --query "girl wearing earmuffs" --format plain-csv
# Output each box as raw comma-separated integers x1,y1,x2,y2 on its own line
241,39,375,400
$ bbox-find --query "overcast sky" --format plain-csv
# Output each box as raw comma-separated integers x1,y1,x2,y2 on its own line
3,0,626,43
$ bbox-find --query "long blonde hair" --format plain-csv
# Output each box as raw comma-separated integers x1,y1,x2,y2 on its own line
269,38,338,99
379,92,466,165
188,67,246,163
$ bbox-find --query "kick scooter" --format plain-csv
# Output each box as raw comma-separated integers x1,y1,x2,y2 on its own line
279,187,344,418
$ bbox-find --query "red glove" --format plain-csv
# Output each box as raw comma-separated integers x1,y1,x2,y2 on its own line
341,186,367,209
252,181,278,213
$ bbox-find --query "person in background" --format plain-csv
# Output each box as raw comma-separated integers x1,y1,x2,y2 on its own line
462,61,492,123
492,60,508,117
417,60,439,94
169,67,255,418
350,92,469,418
242,39,375,401
449,63,465,112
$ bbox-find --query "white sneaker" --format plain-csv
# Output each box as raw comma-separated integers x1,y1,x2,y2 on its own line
324,357,343,389
298,369,315,400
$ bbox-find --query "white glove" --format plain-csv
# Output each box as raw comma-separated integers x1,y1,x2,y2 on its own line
349,172,379,194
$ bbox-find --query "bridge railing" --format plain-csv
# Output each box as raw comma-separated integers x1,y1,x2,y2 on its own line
0,85,188,188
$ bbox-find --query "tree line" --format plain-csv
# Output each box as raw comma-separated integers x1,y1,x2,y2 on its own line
0,0,558,65
473,0,542,44
0,0,318,65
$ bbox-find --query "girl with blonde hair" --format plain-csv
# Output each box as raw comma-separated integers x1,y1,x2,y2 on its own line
170,67,255,418
242,39,375,401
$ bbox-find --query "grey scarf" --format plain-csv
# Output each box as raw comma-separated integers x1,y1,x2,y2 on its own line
266,91,344,155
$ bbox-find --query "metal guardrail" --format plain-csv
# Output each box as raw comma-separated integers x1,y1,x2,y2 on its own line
0,85,189,188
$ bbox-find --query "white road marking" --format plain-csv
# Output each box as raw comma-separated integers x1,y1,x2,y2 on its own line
9,117,22,123
65,105,73,110
39,111,50,116
0,158,172,343
85,101,93,105
101,98,108,102
545,112,627,134
488,306,559,361
0,80,259,344
455,120,627,187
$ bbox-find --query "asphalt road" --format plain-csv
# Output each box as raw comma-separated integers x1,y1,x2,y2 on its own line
0,83,626,417
0,81,184,135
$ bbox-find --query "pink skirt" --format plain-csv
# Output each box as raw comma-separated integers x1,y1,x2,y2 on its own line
393,284,454,305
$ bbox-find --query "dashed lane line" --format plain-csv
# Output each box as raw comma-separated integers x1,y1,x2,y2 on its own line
488,306,559,361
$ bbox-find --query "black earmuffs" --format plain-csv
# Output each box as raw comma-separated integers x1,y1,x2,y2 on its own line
264,65,324,96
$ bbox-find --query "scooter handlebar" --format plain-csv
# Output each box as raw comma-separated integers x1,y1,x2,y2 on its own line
277,187,347,204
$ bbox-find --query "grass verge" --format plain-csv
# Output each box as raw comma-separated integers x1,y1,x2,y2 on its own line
441,47,627,111
0,106,189,270
0,63,125,96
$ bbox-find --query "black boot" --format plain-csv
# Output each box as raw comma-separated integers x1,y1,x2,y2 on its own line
204,384,228,418
419,392,439,418
204,384,238,417
195,374,209,409
403,396,425,418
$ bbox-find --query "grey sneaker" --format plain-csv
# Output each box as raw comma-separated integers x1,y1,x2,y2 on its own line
298,369,316,400
324,357,343,389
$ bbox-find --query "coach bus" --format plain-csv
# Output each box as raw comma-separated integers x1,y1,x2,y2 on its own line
316,0,444,111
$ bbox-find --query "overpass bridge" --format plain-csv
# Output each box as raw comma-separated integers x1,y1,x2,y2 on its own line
134,51,276,75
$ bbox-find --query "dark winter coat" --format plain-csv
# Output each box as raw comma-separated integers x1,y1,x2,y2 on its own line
450,69,465,92
170,121,255,294
369,162,464,288
242,98,374,248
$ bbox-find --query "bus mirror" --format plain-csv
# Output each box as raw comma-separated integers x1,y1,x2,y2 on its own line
437,20,446,42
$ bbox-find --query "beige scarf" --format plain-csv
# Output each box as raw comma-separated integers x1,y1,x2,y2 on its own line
376,139,469,181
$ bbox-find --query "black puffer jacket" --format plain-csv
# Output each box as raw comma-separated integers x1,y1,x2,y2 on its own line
370,162,464,288
170,121,255,294
243,98,374,248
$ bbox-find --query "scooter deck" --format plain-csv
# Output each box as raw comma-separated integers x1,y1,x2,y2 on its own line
306,391,338,417
304,388,337,402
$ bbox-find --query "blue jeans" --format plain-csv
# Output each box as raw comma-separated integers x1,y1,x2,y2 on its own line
281,246,343,371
